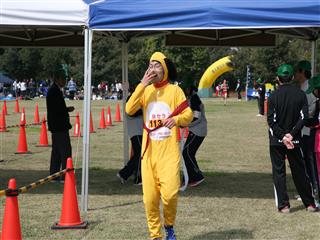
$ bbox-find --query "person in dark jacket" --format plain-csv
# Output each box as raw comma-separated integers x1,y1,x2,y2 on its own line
46,65,74,180
267,64,316,213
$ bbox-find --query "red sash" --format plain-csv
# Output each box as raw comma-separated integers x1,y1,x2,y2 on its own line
142,100,189,159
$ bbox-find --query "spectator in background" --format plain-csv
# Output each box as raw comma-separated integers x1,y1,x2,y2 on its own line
236,79,242,101
181,81,207,187
255,78,265,116
46,65,74,182
267,63,316,213
20,80,27,99
221,79,228,106
295,60,319,204
117,81,143,185
67,77,77,100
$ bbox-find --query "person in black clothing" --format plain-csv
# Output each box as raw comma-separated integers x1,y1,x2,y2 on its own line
235,79,242,101
255,78,265,116
181,82,207,187
117,84,143,185
267,64,316,213
46,65,74,181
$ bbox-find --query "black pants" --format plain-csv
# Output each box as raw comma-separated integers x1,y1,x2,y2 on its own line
301,132,319,201
237,90,242,99
119,135,142,183
269,145,314,210
182,132,205,183
69,91,75,100
258,95,265,115
50,131,72,178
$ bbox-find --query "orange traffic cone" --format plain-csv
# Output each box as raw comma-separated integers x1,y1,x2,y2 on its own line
0,108,7,132
73,112,81,137
34,103,40,124
115,103,122,122
90,111,95,133
21,107,26,126
98,108,106,129
15,98,20,113
52,158,88,229
3,100,8,115
37,115,49,147
106,106,113,126
15,109,31,154
1,178,22,240
184,127,189,138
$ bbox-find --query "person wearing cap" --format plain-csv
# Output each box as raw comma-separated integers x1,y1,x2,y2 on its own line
117,81,143,185
126,52,193,240
304,75,320,188
254,77,266,116
46,65,74,182
181,81,207,187
294,60,319,203
267,64,316,213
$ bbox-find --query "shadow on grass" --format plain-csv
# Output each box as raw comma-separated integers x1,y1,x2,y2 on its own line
89,200,142,211
189,229,253,240
0,168,274,199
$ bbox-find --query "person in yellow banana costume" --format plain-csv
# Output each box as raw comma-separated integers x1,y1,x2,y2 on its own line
126,52,193,240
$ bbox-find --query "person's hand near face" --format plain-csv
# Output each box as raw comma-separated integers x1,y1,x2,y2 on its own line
141,61,164,87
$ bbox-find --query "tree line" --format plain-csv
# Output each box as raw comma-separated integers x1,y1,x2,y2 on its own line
0,35,319,91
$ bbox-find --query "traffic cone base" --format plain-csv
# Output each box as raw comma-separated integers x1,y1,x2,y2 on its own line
15,151,32,154
52,220,88,230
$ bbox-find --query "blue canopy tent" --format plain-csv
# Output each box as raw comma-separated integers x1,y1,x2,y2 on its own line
76,0,320,211
0,73,14,84
3,0,318,213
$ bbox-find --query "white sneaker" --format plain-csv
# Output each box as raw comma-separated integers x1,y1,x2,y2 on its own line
256,114,263,117
116,173,125,184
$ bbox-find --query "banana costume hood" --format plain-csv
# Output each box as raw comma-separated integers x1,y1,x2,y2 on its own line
126,52,193,239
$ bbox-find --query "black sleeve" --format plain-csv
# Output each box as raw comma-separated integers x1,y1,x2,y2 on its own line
267,94,286,139
190,94,201,111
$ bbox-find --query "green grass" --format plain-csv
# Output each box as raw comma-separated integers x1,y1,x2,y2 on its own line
0,97,319,240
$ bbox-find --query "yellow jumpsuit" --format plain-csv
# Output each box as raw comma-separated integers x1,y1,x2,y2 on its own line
126,82,192,239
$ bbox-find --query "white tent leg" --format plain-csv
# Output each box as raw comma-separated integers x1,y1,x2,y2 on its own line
311,40,317,75
122,41,129,165
81,28,92,212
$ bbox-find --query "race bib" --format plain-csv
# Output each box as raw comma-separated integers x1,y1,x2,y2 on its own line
146,101,172,140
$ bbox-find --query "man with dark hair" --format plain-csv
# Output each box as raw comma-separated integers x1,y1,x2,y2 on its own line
294,60,319,204
267,64,316,213
46,65,74,181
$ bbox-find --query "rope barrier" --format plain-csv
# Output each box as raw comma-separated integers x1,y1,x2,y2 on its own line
4,122,42,129
0,168,74,197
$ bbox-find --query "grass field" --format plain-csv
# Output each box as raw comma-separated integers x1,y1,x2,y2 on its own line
0,97,320,240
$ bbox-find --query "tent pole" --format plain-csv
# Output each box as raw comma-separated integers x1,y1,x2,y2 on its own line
81,28,92,213
311,40,317,75
121,41,129,165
